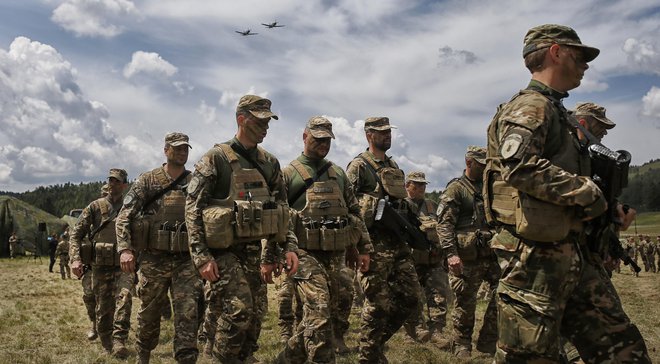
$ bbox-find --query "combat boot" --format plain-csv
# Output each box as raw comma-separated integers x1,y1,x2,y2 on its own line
453,344,471,359
113,340,129,359
476,339,497,355
137,350,150,364
87,322,98,341
335,336,356,354
99,335,113,354
415,328,431,343
203,340,213,357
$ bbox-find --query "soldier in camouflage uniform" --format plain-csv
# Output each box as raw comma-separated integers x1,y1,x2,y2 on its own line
69,169,134,358
116,132,203,364
185,95,299,364
644,235,657,273
436,147,499,358
8,232,18,259
277,117,373,363
56,235,71,279
484,24,650,363
402,171,450,345
346,117,422,364
276,274,302,344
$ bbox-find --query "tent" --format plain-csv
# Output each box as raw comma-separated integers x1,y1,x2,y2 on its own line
0,196,68,257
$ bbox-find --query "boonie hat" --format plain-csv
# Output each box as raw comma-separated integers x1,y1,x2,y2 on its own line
165,132,192,148
523,24,600,63
236,95,279,120
364,117,397,131
306,116,335,139
573,102,615,129
466,146,486,164
406,171,429,184
108,168,128,183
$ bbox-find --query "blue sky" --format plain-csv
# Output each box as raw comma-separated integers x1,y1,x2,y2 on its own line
0,0,659,192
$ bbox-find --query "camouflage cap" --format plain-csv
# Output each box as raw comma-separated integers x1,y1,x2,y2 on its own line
236,95,279,120
364,117,397,131
306,116,335,139
406,171,429,184
165,132,192,148
108,168,128,183
466,146,486,164
573,102,615,129
523,24,600,63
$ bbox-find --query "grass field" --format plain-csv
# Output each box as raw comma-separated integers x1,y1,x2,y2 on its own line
2,209,659,364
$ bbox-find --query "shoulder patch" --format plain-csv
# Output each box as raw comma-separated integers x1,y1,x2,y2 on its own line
500,133,524,160
123,192,135,206
186,174,202,197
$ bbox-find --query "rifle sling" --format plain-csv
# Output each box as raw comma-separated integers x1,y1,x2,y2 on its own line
230,143,270,184
288,161,333,206
141,170,191,212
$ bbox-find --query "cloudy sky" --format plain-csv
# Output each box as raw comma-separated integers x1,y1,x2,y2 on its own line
0,0,659,193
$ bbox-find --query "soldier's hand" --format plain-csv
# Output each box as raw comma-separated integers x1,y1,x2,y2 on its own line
119,250,136,273
260,263,276,283
357,254,370,273
447,255,463,276
285,251,299,276
71,260,84,278
199,260,220,282
617,204,636,231
345,247,359,270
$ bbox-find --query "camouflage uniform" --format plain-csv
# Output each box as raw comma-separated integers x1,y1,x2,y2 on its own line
116,160,203,363
437,168,499,356
55,239,71,279
403,194,450,341
279,122,373,364
186,120,298,364
8,234,18,258
69,193,134,353
346,117,422,364
276,275,302,342
81,268,97,336
644,237,656,273
484,24,650,364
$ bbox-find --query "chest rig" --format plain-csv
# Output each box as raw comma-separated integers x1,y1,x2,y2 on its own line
91,199,120,266
452,176,492,261
203,144,288,249
290,160,350,251
358,152,409,226
148,168,188,252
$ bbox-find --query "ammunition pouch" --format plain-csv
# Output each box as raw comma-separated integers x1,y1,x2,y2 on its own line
80,241,93,265
456,232,478,261
93,242,119,266
515,192,572,243
151,221,188,252
378,168,407,199
419,216,439,243
296,217,351,251
130,216,150,251
203,205,235,249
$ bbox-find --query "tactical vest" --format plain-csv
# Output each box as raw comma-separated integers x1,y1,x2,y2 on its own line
146,168,189,252
484,89,586,242
411,214,441,265
92,199,120,266
357,152,408,228
203,144,288,249
450,176,492,261
290,160,351,251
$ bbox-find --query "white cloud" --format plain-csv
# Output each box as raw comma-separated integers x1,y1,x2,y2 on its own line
642,87,660,119
197,100,218,125
123,51,178,79
622,38,660,75
51,0,140,38
437,46,480,68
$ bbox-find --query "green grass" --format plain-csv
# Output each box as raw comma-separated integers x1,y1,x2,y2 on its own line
621,211,660,237
0,256,658,363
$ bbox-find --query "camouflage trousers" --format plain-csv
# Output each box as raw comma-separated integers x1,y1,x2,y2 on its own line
92,265,134,344
81,269,96,323
404,262,450,337
9,242,17,258
645,253,656,273
135,250,203,362
335,266,355,339
59,255,71,279
277,275,302,339
280,250,346,364
199,280,218,346
448,257,499,352
358,240,420,364
495,236,651,363
207,242,266,363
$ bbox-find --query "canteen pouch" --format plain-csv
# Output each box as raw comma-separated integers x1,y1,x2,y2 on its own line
94,242,118,266
80,241,93,265
515,192,571,243
202,205,235,249
130,217,150,251
456,232,478,261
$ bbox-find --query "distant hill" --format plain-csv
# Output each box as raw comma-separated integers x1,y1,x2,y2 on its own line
0,181,105,218
619,159,660,212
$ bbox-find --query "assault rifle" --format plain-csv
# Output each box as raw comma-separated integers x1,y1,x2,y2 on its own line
587,144,640,273
374,197,432,251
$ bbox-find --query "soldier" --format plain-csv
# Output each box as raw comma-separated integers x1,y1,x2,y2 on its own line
277,116,372,363
48,233,58,272
346,116,422,364
402,171,450,345
55,234,71,279
69,169,134,358
185,94,299,363
436,147,499,358
484,24,650,362
8,231,18,259
656,236,660,273
116,132,203,364
644,235,656,273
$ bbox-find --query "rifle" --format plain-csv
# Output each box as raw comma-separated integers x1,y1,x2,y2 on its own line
374,197,432,251
587,144,640,273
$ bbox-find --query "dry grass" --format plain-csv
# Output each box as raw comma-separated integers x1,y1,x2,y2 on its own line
0,256,658,364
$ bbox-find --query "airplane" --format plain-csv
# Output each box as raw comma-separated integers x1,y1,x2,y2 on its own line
261,21,285,28
235,29,258,36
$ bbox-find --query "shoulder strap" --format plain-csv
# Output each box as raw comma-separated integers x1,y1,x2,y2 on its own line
287,160,334,206
359,154,384,191
89,199,118,241
455,176,481,200
227,143,270,181
142,169,191,211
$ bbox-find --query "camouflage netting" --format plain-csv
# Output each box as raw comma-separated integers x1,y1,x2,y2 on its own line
0,196,68,257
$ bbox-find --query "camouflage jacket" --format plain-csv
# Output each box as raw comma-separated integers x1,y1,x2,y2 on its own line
185,137,298,269
346,149,400,199
406,197,438,218
283,153,373,255
115,165,192,252
69,195,123,263
55,240,69,257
